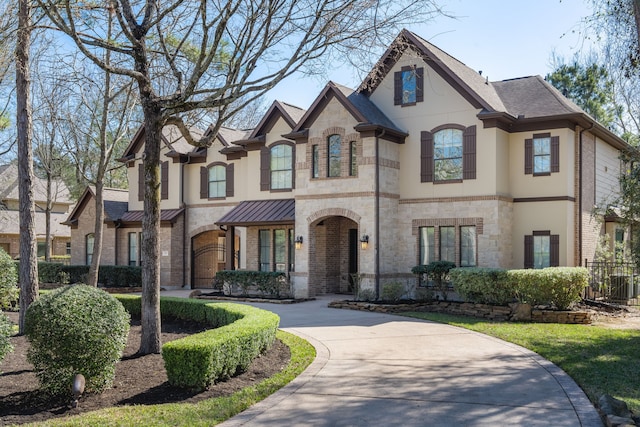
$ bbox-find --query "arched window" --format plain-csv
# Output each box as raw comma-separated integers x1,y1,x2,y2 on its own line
208,165,226,198
328,134,341,177
86,233,95,265
271,144,293,189
434,128,463,181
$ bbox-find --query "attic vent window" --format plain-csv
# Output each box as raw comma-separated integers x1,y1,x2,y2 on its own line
394,66,424,106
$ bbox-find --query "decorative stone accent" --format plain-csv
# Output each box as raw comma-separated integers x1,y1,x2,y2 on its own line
599,395,635,427
328,300,593,324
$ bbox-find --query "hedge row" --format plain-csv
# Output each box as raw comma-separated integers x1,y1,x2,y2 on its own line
216,270,289,298
450,267,588,310
15,261,142,287
115,295,280,390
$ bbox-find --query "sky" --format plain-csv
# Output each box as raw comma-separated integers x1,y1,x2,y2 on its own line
266,0,595,109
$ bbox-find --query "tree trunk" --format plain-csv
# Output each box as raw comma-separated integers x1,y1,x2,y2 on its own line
45,169,52,262
139,107,163,355
16,0,38,333
87,180,105,287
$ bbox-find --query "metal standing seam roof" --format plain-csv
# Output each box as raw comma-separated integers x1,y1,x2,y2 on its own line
120,208,184,223
216,199,295,226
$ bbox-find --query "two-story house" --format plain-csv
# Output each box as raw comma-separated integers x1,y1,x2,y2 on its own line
65,29,631,298
0,163,74,259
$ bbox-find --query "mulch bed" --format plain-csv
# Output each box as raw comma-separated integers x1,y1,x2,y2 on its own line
0,311,290,425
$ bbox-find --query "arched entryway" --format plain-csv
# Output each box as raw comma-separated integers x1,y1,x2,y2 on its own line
309,215,360,295
191,230,238,288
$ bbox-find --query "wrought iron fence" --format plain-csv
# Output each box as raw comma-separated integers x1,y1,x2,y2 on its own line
585,261,640,304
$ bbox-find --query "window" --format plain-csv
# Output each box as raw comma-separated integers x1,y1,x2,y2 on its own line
259,230,271,272
201,163,233,199
525,134,559,175
434,128,463,181
533,136,551,174
208,165,226,198
328,134,341,177
524,231,559,268
274,229,286,272
86,233,95,265
533,235,550,268
394,66,424,106
615,228,625,259
270,144,293,190
440,226,455,263
37,242,46,258
128,232,138,266
421,125,476,183
349,141,357,176
312,145,319,178
460,226,477,267
66,242,71,256
419,227,435,265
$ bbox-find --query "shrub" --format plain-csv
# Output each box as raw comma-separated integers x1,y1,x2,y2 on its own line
0,311,13,372
215,270,288,297
0,248,18,310
412,261,456,301
357,288,376,301
414,286,434,302
38,262,66,284
450,268,517,305
24,285,130,396
381,281,405,302
509,267,588,310
97,265,142,287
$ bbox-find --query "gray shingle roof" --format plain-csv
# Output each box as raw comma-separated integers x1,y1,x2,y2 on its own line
492,75,584,119
333,83,405,133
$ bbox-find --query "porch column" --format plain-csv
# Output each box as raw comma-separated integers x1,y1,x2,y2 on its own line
225,226,235,270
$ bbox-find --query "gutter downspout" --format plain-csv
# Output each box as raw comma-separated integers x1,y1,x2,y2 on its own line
579,123,594,266
375,128,385,300
114,220,122,266
181,161,187,288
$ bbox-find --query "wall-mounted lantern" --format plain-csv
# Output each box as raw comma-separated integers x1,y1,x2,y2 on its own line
360,234,369,250
295,235,303,250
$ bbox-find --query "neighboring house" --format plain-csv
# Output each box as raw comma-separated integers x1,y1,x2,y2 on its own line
0,163,73,259
65,29,632,297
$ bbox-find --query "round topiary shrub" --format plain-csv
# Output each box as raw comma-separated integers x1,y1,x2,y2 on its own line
0,311,14,372
0,248,18,310
24,285,130,396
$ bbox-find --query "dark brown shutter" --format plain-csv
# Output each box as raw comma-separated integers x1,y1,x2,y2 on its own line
226,163,234,197
524,138,533,174
463,125,477,180
291,145,296,189
551,136,560,173
394,71,402,105
550,234,560,266
260,146,270,191
416,67,424,103
138,163,144,201
524,235,533,269
200,166,208,199
160,161,168,200
421,131,434,182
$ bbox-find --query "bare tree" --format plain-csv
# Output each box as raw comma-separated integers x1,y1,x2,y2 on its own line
0,0,16,156
16,0,38,333
38,0,446,354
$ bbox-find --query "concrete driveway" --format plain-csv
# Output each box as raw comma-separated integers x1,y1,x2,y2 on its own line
164,292,603,426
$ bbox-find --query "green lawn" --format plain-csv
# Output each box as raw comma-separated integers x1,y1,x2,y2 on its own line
400,312,640,413
29,330,315,426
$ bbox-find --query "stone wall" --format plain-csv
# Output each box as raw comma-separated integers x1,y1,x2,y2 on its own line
328,300,593,324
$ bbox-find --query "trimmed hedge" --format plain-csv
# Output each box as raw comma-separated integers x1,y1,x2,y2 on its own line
510,267,588,310
16,261,142,287
114,295,280,390
216,270,289,297
450,268,516,306
450,267,588,310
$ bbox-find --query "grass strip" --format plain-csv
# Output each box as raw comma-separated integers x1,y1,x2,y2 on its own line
27,330,315,427
400,311,640,413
